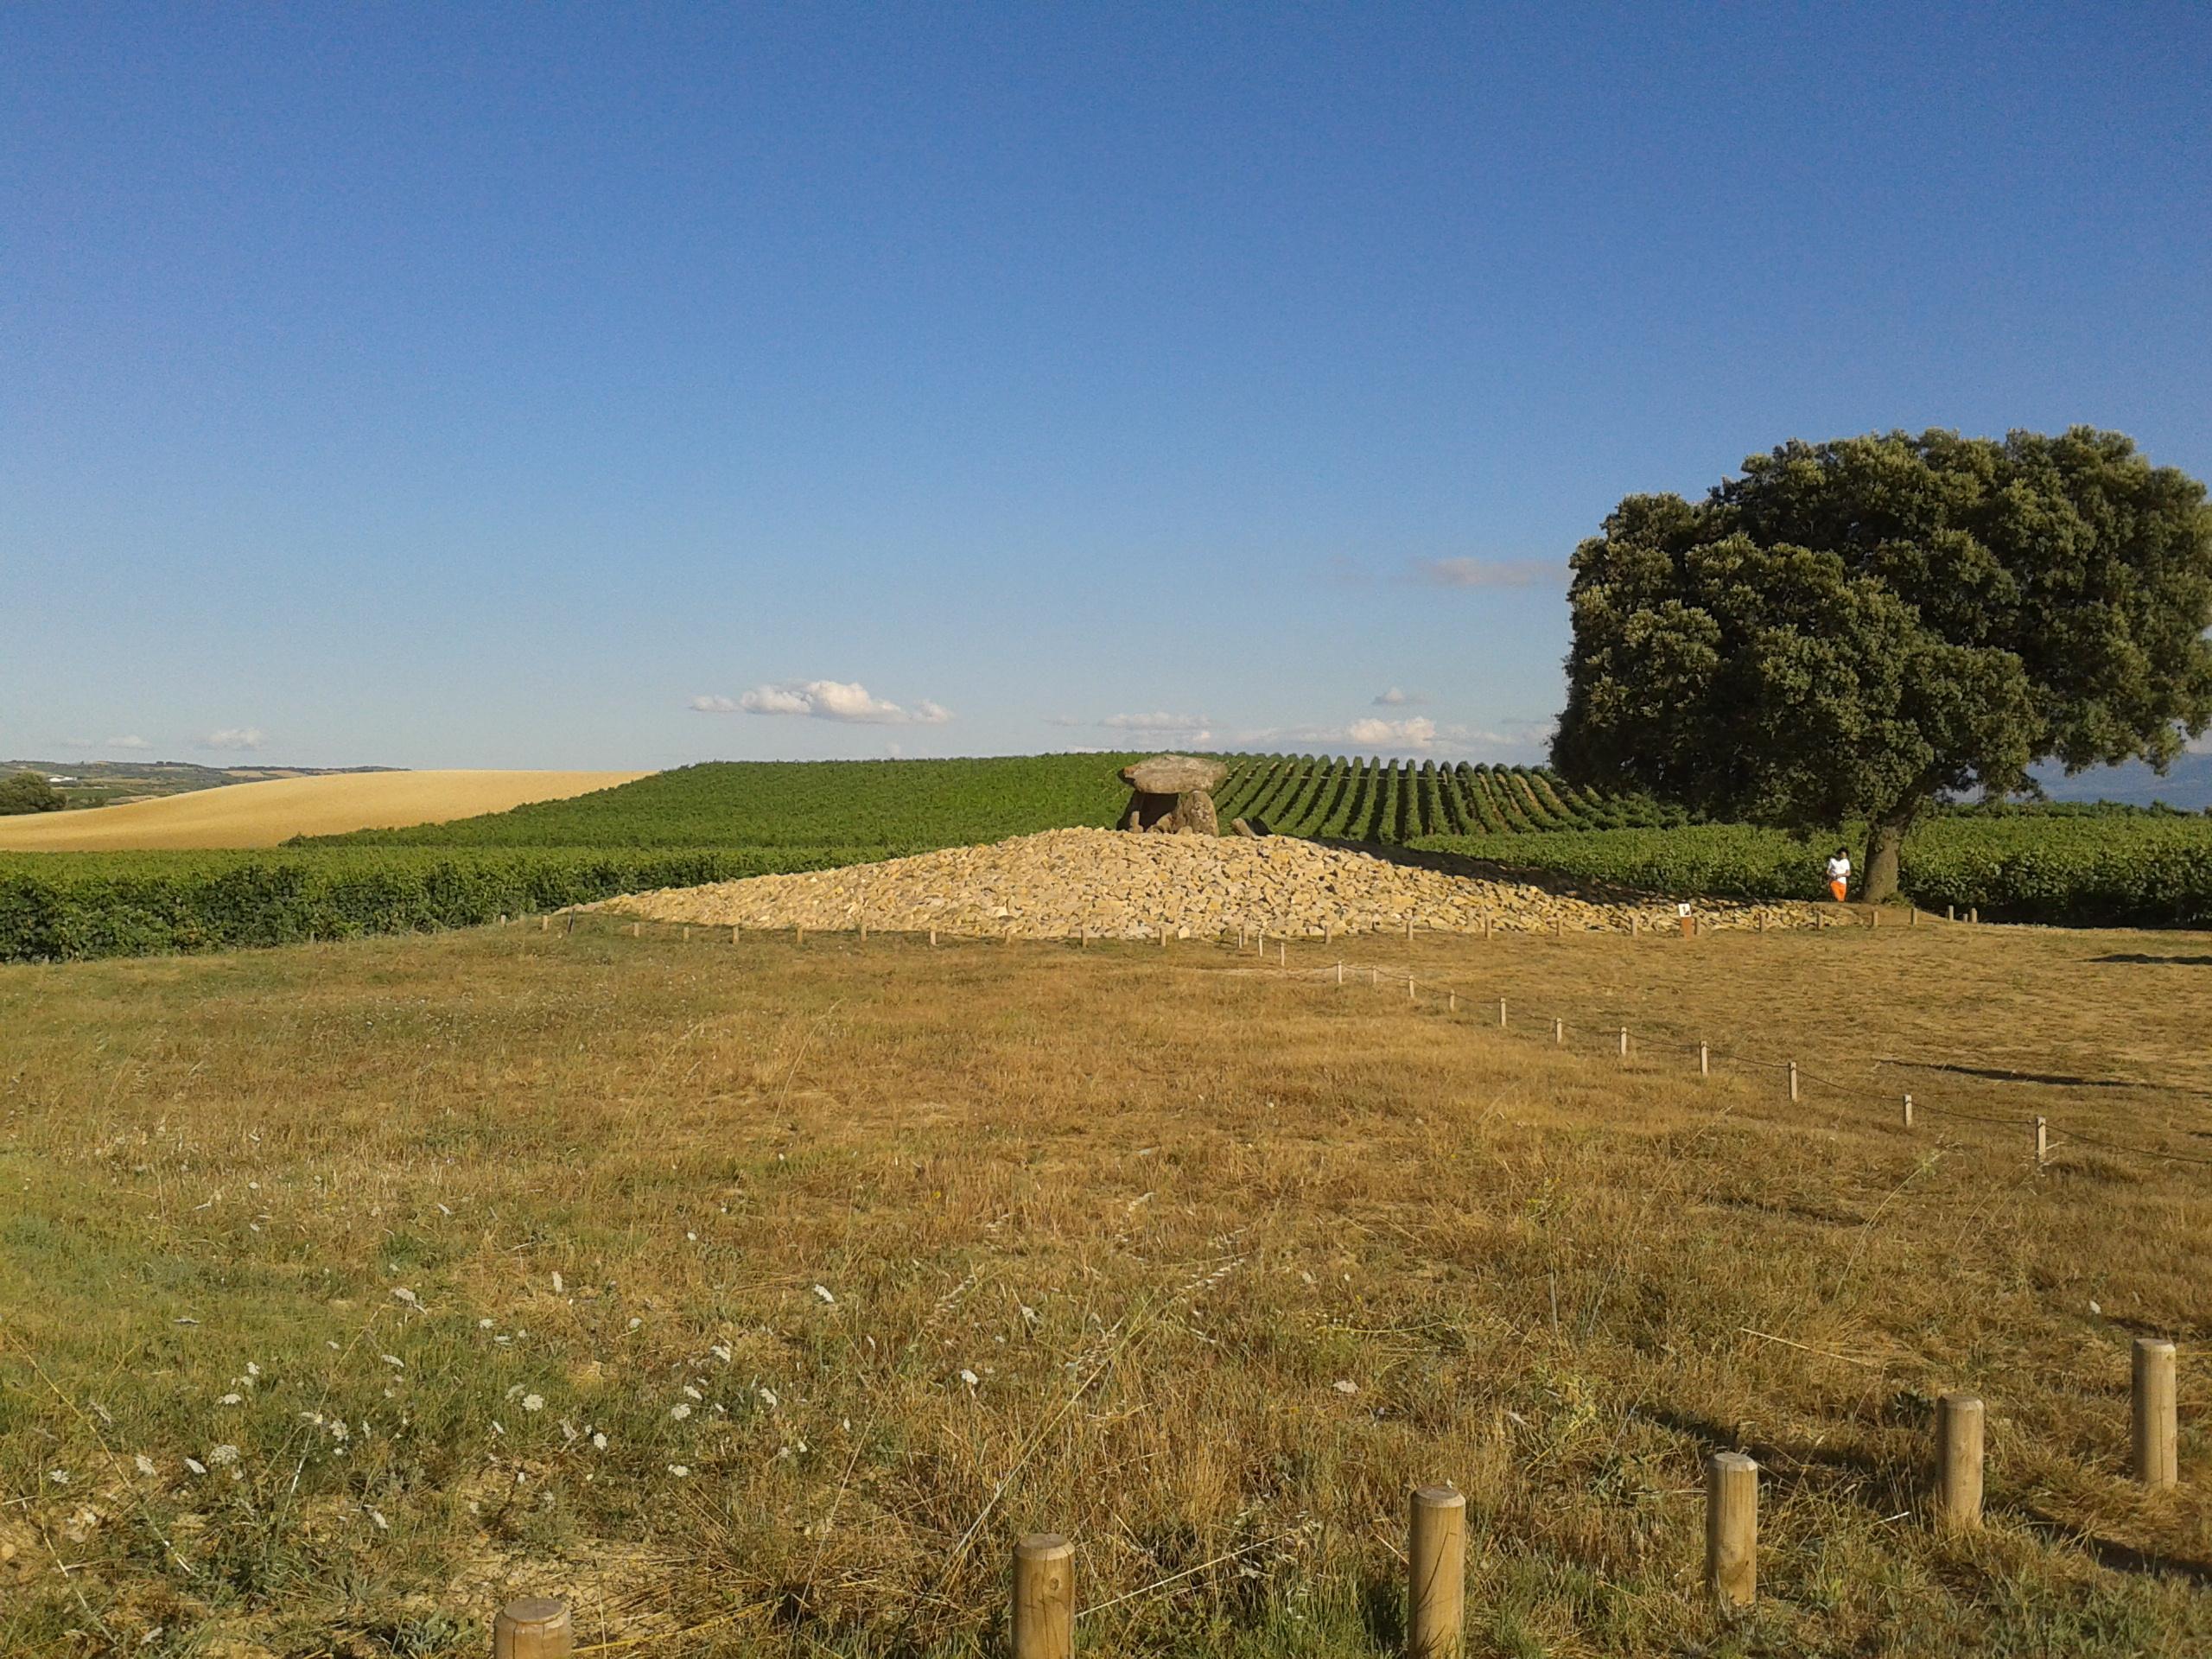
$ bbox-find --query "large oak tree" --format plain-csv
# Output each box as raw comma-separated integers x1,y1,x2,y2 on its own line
1552,428,2212,903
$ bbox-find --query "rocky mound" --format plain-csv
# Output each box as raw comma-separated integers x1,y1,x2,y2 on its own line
594,828,1820,939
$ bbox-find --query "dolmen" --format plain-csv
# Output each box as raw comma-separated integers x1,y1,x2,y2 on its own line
1118,754,1226,836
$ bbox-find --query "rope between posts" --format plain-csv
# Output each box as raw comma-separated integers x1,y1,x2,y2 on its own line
1294,943,2209,1173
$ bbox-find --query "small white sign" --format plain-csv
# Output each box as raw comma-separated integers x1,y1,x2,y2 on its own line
1677,902,1693,917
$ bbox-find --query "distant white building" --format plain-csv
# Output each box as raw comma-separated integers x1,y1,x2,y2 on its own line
46,774,77,784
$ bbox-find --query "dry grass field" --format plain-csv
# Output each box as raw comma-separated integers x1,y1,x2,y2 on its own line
1,918,2206,1656
0,771,647,850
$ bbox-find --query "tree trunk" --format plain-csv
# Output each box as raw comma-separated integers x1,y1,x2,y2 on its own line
1861,804,1916,906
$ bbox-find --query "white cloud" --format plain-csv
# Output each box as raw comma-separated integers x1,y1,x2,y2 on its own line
1345,716,1438,749
106,734,151,750
1040,715,1083,728
1371,688,1422,707
198,728,267,752
694,680,951,725
1101,712,1207,732
1409,556,1556,588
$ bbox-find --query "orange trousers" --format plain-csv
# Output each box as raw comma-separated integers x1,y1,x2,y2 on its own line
1828,879,1848,902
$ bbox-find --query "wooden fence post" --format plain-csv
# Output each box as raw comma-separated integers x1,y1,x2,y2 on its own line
1902,1093,1914,1128
1447,991,1456,1013
1012,1533,1075,1659
494,1597,573,1659
1406,916,1414,942
930,927,938,947
1484,918,1493,941
2133,1338,2179,1490
1699,1043,1709,1077
1372,967,1380,988
730,925,740,944
1408,976,1416,1001
1705,1452,1757,1609
2035,1117,2049,1166
1630,914,1639,938
1337,961,1344,986
1936,1393,1984,1530
1280,940,1287,967
1787,1063,1799,1103
1497,997,1507,1028
1947,904,1955,921
1618,1027,1629,1058
1553,1018,1564,1046
1406,1485,1465,1658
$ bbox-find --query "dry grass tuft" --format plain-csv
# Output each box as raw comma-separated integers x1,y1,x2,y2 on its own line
0,918,2205,1655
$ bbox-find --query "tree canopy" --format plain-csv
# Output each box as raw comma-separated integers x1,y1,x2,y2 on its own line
1551,428,2212,902
0,771,68,815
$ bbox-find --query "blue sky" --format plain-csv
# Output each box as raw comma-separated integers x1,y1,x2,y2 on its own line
5,3,2209,771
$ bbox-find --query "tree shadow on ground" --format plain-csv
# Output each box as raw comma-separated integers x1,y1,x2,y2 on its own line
2090,953,2212,967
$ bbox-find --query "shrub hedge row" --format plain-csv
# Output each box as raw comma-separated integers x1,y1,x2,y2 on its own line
0,847,870,962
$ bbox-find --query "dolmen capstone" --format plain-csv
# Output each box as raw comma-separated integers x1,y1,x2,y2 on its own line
1118,754,1225,836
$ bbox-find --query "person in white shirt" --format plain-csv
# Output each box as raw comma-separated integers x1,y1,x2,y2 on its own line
1825,849,1851,903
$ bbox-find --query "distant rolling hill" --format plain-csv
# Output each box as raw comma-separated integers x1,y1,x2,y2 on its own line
2036,751,2212,811
0,770,647,850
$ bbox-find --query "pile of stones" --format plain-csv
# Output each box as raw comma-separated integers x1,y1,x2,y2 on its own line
594,827,1822,940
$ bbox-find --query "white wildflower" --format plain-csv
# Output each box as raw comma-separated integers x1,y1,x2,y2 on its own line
812,1284,836,1306
391,1288,418,1307
670,1403,692,1421
478,1318,493,1330
48,1469,69,1485
667,1464,691,1478
134,1454,156,1477
368,1508,389,1531
709,1343,732,1363
682,1384,702,1401
1332,1379,1359,1395
627,1317,642,1332
958,1369,980,1388
591,1432,607,1451
551,1272,563,1294
207,1445,239,1465
218,1393,244,1407
522,1393,544,1413
245,1362,261,1377
757,1386,779,1408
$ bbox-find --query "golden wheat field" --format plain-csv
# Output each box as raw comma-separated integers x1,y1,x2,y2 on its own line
0,916,2206,1656
0,771,647,850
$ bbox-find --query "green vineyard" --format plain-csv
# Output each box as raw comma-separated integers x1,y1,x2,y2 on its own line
1211,756,1689,839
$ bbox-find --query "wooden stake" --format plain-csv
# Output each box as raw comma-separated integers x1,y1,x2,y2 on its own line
1554,918,1563,939
1497,997,1507,1028
1484,917,1492,941
1336,961,1344,986
1553,1018,1564,1046
1788,1062,1799,1102
2035,1116,2049,1166
1408,976,1416,1001
1902,1093,1914,1128
1630,914,1639,938
1618,1027,1629,1058
1969,906,1979,924
1948,904,1955,921
796,926,804,946
1910,906,1920,926
930,928,938,947
1406,1485,1465,1659
2133,1338,2178,1490
1699,1043,1709,1077
494,1597,573,1659
629,922,640,938
1011,1533,1075,1659
1372,967,1380,987
1936,1393,1984,1531
540,915,550,932
1705,1451,1757,1609
682,925,690,941
1406,915,1414,941
1278,940,1287,968
1256,927,1265,953
730,925,740,944
1447,992,1456,1013
859,918,868,942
